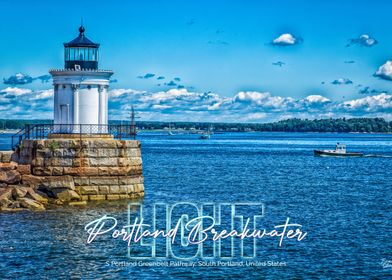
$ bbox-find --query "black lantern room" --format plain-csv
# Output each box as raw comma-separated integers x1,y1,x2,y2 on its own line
64,25,100,70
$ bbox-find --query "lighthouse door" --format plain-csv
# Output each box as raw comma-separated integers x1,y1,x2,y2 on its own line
60,104,70,133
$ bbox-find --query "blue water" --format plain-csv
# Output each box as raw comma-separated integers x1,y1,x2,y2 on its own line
0,132,391,279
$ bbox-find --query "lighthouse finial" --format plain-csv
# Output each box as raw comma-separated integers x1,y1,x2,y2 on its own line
79,17,85,35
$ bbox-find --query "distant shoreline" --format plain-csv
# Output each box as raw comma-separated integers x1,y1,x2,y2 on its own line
0,117,391,134
1,130,391,135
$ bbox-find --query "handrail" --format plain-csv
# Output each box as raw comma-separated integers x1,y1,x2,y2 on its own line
11,124,137,150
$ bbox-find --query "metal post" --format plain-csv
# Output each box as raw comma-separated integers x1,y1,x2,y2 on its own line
26,124,30,139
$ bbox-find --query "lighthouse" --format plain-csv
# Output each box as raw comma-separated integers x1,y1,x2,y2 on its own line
8,24,144,205
50,25,113,132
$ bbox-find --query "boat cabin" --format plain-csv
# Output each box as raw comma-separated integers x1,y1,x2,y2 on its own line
335,143,346,153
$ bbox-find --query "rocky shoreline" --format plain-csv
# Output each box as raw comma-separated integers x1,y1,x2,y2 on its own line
0,138,144,212
0,152,47,211
0,152,86,211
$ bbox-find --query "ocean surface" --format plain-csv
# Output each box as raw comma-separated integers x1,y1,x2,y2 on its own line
0,132,391,279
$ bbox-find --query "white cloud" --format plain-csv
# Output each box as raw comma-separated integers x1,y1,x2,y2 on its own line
0,87,32,96
3,73,33,85
374,61,392,81
271,33,301,46
305,95,330,103
0,87,52,118
331,78,353,85
33,89,53,100
109,88,145,98
347,34,378,47
0,86,391,121
339,93,392,112
108,88,392,121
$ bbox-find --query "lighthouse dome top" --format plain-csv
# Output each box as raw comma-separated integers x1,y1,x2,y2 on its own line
63,25,100,70
64,25,99,48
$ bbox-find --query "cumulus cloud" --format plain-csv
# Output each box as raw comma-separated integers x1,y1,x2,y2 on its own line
305,95,330,103
0,87,32,96
374,60,392,81
271,33,302,46
1,86,391,121
3,73,52,85
346,34,378,47
174,77,181,82
157,76,165,80
109,88,145,98
331,78,353,85
3,73,33,85
137,73,155,79
338,93,391,113
108,87,391,121
0,87,53,118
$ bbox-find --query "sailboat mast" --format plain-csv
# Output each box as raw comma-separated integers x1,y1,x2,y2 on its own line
130,106,137,139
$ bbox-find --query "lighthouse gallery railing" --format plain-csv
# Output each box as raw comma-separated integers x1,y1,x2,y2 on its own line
11,124,137,150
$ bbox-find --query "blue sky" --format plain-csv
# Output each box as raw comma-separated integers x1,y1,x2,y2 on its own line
0,0,392,122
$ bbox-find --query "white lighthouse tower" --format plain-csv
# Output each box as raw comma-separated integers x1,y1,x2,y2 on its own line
50,25,113,133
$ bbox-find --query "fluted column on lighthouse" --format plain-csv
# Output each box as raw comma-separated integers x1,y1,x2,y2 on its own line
98,85,107,133
53,84,59,124
72,84,80,133
104,85,109,125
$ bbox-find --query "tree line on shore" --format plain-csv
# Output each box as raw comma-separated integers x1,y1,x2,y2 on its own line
1,118,391,133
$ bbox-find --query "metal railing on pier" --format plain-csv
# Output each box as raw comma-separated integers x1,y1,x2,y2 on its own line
11,124,137,150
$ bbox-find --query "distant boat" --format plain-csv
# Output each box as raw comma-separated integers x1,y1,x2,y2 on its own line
199,125,213,139
168,123,174,136
199,133,210,139
314,143,363,157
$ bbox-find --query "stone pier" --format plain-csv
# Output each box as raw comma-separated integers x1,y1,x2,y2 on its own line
0,136,144,211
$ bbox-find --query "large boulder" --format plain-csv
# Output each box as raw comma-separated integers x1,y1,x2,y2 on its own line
11,186,29,199
0,188,13,207
0,151,14,163
53,189,80,202
0,170,21,184
26,188,48,204
18,197,45,211
0,162,17,172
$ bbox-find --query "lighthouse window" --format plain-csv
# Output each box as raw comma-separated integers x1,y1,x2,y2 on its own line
76,48,80,60
64,47,98,61
69,48,75,60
